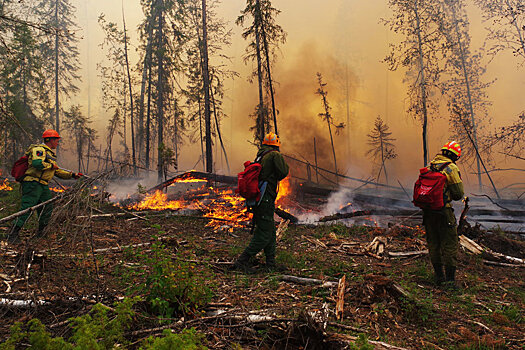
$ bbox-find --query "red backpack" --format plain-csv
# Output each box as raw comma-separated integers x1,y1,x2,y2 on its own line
11,155,29,182
413,162,451,210
237,150,275,201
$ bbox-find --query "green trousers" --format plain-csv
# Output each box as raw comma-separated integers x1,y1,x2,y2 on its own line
243,196,276,261
14,181,54,230
423,207,459,267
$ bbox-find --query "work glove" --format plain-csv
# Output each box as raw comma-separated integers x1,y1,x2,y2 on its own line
72,172,83,179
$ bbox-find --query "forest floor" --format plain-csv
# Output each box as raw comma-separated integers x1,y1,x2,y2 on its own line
0,184,524,349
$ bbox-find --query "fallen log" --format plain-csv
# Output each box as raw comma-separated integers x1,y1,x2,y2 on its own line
327,333,410,350
318,210,371,222
147,171,237,193
275,207,298,223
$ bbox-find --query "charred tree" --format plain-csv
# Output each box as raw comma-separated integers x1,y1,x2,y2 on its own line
366,116,397,185
201,0,213,173
316,73,345,183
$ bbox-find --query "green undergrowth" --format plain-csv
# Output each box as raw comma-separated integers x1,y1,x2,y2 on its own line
118,237,214,319
0,298,207,349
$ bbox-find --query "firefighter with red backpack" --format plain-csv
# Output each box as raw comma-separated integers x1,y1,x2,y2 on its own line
7,130,83,244
413,141,464,288
233,132,289,273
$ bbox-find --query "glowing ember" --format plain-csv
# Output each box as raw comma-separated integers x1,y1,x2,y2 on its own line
0,178,13,191
50,187,65,193
130,190,185,211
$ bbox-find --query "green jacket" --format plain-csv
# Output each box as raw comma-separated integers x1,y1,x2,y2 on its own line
24,144,73,185
428,154,464,208
257,145,289,200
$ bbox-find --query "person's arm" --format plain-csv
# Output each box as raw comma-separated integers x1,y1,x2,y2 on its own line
54,168,74,180
445,165,464,201
273,152,289,181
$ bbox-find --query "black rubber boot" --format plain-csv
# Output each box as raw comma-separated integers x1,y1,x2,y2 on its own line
7,226,21,244
232,252,256,274
444,266,458,290
264,256,287,273
432,263,445,286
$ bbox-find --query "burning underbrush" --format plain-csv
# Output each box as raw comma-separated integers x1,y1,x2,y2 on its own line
121,174,299,232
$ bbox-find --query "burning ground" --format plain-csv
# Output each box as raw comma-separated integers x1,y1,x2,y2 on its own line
0,176,524,349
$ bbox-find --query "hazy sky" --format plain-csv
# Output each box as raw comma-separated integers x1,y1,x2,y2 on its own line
64,0,524,190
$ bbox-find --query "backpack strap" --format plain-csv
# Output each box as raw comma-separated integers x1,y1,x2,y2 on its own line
430,162,451,173
254,149,276,163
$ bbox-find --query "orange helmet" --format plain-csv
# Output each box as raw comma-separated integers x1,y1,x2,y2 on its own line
262,132,281,147
42,129,61,139
441,141,461,158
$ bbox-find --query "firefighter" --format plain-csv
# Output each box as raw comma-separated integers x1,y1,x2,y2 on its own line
424,141,464,288
7,130,83,244
233,132,289,272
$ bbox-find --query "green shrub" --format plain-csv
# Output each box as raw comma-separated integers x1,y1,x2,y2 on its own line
349,334,374,350
0,298,208,349
123,239,214,318
140,329,207,349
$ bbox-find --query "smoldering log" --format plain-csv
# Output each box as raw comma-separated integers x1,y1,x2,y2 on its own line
275,207,298,223
318,209,421,222
147,171,237,193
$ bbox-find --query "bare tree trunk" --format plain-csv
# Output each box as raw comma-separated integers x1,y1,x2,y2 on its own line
254,17,265,143
156,0,165,181
122,2,136,175
256,0,278,135
202,0,213,173
54,0,60,152
414,0,429,166
449,3,483,191
198,96,205,171
137,21,154,165
210,77,230,174
145,53,152,169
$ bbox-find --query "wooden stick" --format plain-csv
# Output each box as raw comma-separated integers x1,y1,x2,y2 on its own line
280,275,338,288
335,275,346,320
0,196,61,224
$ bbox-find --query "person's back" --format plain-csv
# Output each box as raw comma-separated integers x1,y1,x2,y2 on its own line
423,141,464,289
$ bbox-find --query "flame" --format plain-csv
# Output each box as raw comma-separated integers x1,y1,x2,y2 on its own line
130,190,185,211
276,176,292,205
0,178,13,191
50,187,65,193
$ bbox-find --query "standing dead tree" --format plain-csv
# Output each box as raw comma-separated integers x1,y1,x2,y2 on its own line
441,0,492,192
474,0,525,64
383,0,450,166
316,73,345,183
366,116,397,185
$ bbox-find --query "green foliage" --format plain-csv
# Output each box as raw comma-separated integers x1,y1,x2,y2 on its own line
140,328,207,349
400,294,435,323
123,239,213,318
348,334,374,350
0,299,208,349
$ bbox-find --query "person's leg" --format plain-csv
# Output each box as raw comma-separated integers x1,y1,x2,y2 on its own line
36,185,53,235
9,182,42,243
424,210,445,285
442,208,459,286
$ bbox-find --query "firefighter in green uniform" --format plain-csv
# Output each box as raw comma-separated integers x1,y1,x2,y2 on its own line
7,130,82,244
424,141,464,287
234,132,289,272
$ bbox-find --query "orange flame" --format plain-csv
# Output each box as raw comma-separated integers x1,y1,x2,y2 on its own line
276,176,292,205
0,178,13,191
130,190,185,211
50,187,65,193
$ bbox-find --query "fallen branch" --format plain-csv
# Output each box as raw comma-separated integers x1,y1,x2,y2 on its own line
387,250,428,258
0,196,61,224
327,333,410,349
280,275,338,288
275,207,298,223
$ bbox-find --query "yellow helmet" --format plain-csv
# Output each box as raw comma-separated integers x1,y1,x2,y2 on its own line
262,132,281,147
